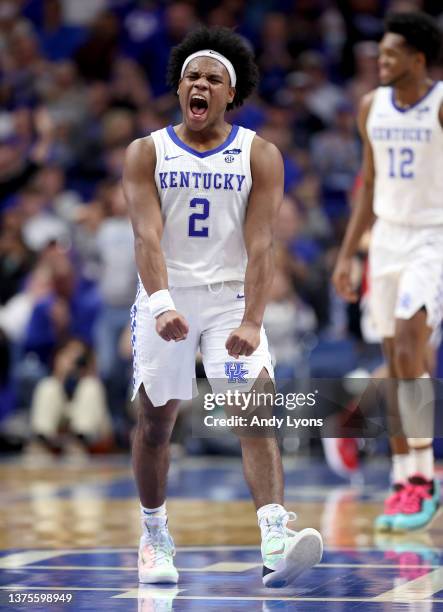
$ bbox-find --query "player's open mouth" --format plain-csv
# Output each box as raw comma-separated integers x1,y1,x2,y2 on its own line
190,95,208,118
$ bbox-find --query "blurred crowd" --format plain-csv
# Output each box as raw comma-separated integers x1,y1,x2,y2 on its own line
1,0,442,454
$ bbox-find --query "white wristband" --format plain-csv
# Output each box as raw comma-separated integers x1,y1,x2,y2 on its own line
148,289,176,319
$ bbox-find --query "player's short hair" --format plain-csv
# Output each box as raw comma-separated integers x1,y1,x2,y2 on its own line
385,11,442,66
167,26,259,110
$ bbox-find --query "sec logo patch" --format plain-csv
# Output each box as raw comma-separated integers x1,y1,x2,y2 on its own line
224,155,235,163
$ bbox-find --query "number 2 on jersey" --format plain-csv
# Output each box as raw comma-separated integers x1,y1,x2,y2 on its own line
188,197,210,237
388,147,414,179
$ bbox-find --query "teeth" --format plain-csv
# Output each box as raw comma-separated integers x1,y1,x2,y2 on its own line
191,95,206,101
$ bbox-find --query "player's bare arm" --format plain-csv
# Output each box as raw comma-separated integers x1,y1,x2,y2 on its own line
332,91,376,303
123,137,189,342
439,101,443,128
225,136,284,359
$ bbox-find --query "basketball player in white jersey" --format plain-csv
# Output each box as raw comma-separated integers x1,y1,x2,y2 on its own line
123,27,322,587
333,12,442,532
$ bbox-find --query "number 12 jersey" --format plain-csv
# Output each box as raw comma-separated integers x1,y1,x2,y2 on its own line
367,81,443,227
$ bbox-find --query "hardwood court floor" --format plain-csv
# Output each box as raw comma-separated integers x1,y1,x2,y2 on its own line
1,454,443,610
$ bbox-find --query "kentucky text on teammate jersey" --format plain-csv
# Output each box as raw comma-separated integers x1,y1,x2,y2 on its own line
158,171,247,191
370,127,432,142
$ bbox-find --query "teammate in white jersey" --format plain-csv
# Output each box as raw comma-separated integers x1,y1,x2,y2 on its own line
123,27,322,588
333,12,443,532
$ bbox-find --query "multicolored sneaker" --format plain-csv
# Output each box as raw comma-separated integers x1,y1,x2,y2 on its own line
392,476,440,532
138,517,178,584
261,510,323,588
374,484,405,532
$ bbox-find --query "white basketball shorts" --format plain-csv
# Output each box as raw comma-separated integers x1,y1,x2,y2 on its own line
368,218,443,338
130,281,274,407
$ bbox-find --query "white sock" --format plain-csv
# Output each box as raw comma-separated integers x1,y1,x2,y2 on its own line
141,502,167,517
140,503,167,533
257,503,286,537
391,453,411,486
257,503,286,521
410,446,434,481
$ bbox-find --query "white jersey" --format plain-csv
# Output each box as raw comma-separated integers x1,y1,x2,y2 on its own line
150,124,255,287
367,82,443,226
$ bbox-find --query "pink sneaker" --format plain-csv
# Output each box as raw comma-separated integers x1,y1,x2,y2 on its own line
392,475,440,532
400,484,432,514
374,484,405,531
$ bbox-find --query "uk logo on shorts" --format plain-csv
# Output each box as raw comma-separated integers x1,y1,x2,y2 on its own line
225,361,248,383
399,293,412,309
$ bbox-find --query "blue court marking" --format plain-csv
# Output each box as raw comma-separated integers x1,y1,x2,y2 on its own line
2,547,443,610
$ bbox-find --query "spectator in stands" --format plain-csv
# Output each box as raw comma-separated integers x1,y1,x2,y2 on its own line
120,1,161,62
32,163,81,223
0,226,34,305
27,337,112,455
37,0,86,62
259,123,303,195
284,71,326,150
310,100,360,226
298,51,345,125
275,196,331,329
0,106,55,203
137,2,197,98
94,181,137,417
19,184,71,252
74,10,120,82
0,328,14,422
338,0,384,78
109,57,152,111
264,264,317,381
0,263,53,345
23,247,100,370
256,13,292,102
347,41,379,106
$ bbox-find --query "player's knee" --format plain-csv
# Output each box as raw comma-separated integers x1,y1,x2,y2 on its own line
137,398,177,447
394,337,421,378
137,414,175,447
395,347,415,378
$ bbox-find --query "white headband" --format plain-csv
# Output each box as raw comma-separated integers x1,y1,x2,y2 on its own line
180,49,237,87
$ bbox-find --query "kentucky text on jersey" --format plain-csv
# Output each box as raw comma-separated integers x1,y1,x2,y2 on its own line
159,171,246,192
370,127,432,142
366,82,443,227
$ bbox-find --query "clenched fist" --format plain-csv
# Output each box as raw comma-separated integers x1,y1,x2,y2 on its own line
332,256,358,303
156,311,189,342
225,322,260,359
